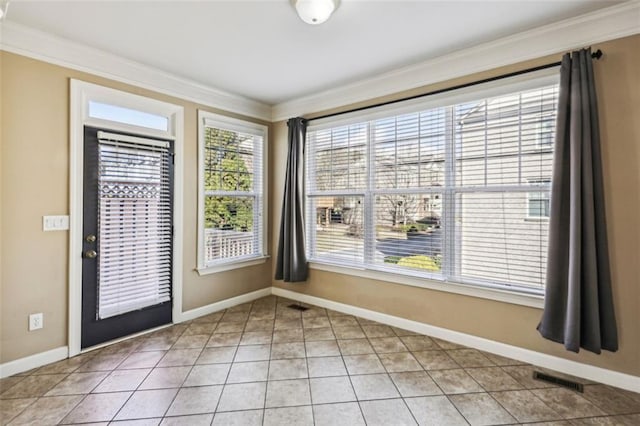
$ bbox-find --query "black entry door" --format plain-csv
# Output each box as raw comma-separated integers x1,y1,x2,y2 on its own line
82,126,173,348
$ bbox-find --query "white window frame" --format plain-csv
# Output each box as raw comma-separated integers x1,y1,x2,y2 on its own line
69,80,185,356
306,69,560,308
197,110,268,274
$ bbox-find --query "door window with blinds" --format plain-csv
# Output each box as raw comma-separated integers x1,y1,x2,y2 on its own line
306,76,558,295
97,132,173,318
198,111,266,270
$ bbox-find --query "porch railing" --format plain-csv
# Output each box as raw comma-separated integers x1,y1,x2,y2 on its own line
205,229,254,262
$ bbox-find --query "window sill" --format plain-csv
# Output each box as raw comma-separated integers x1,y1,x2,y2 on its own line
308,261,544,309
197,255,270,276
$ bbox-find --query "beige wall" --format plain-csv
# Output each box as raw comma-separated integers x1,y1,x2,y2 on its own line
0,52,272,364
1,34,638,374
272,34,640,376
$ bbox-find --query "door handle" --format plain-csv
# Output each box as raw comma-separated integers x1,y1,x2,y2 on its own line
84,250,98,259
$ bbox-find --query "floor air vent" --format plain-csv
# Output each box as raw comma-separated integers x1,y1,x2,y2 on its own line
533,371,584,392
287,303,309,312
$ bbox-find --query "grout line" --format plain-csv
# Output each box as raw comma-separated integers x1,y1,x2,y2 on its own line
327,311,368,423
265,298,279,424
302,333,315,425
109,342,172,422
0,395,38,424
444,393,473,425
158,342,207,419
371,325,421,425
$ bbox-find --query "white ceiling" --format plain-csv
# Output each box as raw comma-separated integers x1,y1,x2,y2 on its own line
4,0,624,105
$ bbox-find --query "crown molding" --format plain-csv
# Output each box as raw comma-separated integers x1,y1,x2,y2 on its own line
0,21,272,121
272,0,640,121
1,1,638,124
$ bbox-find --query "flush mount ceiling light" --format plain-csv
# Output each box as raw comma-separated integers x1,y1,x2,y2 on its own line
292,0,340,25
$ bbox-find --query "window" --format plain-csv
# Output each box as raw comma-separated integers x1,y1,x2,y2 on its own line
306,77,558,295
527,179,551,219
534,119,555,150
198,111,267,271
89,101,169,131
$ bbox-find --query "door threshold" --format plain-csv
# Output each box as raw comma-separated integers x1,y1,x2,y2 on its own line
80,323,174,355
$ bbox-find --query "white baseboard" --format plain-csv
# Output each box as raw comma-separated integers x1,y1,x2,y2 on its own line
178,287,272,322
0,346,68,379
272,287,640,393
0,288,271,378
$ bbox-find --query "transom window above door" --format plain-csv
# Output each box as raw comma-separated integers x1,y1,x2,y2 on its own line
88,101,169,131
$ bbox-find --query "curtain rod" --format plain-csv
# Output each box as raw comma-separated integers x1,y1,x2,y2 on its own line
307,49,603,123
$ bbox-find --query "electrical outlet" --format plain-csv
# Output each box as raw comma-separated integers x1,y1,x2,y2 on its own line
29,313,43,331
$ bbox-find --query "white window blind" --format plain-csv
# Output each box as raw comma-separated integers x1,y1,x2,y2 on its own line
307,124,367,265
200,117,265,265
97,134,172,319
306,82,558,295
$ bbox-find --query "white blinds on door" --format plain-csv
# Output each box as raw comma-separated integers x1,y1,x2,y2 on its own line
97,132,172,319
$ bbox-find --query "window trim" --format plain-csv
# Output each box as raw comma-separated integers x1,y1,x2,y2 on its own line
69,80,185,356
196,110,268,273
305,70,559,305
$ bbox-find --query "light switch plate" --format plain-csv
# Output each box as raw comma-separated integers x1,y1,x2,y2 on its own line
43,215,70,231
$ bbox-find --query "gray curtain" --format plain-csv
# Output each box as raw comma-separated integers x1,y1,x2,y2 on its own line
537,48,618,354
275,117,309,282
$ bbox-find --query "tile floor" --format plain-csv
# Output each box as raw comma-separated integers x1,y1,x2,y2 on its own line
1,295,640,425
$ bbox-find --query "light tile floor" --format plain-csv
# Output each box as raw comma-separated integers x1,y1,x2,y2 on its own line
1,296,640,425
